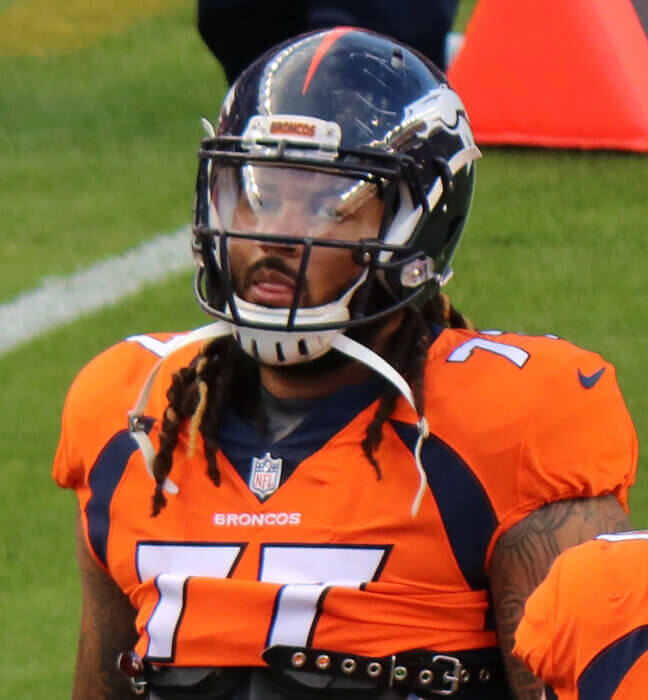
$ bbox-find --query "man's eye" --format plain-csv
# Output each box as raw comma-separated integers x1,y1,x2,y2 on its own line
246,195,280,214
312,199,345,221
323,207,344,221
263,197,284,213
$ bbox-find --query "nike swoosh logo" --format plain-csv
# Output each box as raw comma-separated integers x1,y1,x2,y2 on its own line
578,367,606,389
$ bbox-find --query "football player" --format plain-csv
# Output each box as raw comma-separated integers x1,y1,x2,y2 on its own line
53,27,638,700
514,532,648,700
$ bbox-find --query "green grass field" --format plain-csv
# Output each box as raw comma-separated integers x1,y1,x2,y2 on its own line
0,1,646,696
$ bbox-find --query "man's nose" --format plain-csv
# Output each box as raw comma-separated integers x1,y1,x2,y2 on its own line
259,239,300,257
258,201,307,256
263,200,309,237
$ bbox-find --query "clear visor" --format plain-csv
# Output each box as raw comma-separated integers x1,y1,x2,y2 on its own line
210,164,384,241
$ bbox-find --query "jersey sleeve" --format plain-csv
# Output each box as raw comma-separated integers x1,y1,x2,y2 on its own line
52,393,83,490
501,346,637,535
52,343,130,491
52,333,182,491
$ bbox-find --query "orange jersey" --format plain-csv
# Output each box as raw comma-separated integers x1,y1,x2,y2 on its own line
514,533,648,700
53,328,637,677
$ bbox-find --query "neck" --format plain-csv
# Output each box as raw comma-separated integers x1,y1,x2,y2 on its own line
260,357,372,399
259,311,404,399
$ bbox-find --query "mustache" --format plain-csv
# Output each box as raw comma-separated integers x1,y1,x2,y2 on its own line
239,256,312,307
242,256,299,289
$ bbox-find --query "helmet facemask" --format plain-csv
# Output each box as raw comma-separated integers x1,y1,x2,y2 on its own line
192,118,462,364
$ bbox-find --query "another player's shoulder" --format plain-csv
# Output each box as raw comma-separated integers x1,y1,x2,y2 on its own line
557,531,648,586
527,532,648,630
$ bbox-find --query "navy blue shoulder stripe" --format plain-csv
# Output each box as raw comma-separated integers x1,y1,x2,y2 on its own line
578,625,648,699
390,420,497,590
86,419,154,567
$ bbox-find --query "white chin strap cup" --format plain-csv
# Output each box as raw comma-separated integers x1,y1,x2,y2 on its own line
234,325,340,365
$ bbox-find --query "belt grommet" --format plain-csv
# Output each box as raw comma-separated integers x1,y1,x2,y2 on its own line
479,668,491,683
316,654,331,670
393,666,408,682
341,658,356,674
367,662,383,678
419,669,434,685
291,652,307,668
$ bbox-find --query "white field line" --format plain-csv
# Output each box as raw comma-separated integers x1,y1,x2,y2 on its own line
0,227,193,357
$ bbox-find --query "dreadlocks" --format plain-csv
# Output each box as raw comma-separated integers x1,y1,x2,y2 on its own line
150,292,474,516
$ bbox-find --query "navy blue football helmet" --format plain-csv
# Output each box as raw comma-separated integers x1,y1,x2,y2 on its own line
192,27,480,365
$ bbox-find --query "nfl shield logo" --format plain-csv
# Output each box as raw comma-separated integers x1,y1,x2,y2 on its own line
249,452,283,499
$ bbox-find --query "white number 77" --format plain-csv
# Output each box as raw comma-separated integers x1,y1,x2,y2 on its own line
137,542,388,661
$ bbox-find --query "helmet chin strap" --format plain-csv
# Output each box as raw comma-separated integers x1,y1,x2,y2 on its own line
331,334,430,517
128,320,429,517
128,321,233,495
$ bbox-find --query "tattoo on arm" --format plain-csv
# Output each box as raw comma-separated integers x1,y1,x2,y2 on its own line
488,495,632,700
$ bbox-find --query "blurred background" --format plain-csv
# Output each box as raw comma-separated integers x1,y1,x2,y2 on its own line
0,0,646,695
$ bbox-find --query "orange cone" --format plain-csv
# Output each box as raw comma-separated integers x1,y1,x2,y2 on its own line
448,0,648,152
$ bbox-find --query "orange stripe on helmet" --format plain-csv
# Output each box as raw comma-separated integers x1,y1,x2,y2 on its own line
302,27,354,95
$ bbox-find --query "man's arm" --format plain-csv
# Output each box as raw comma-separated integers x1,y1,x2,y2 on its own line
73,513,139,700
488,494,632,700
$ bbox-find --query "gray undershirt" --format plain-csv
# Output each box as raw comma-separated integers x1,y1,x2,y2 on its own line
259,385,316,442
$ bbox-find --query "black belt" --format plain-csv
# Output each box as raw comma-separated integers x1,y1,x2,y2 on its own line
118,646,509,698
262,645,508,697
